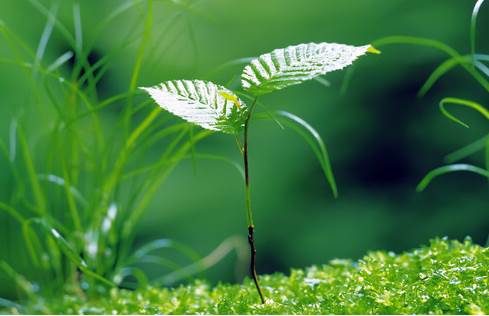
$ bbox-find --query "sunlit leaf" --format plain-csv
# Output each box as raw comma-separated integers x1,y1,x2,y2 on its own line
241,42,377,95
141,80,248,134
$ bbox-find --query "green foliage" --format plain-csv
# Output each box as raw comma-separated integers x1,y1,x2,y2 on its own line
373,0,489,191
16,239,489,315
141,80,248,134
140,39,374,302
0,0,210,296
416,164,489,192
438,97,489,128
265,110,338,198
241,42,376,96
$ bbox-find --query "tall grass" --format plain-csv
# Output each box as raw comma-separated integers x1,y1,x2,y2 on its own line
370,0,489,190
0,0,216,301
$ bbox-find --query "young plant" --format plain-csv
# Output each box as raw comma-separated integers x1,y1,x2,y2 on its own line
141,42,379,303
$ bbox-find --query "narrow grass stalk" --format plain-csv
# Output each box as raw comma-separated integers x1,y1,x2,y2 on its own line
471,0,486,61
439,97,489,128
17,127,46,215
126,0,153,130
416,163,489,191
372,36,489,93
445,134,489,163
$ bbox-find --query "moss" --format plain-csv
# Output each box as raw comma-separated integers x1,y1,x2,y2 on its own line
16,238,489,314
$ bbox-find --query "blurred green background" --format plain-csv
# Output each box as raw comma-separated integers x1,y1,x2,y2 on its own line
1,0,488,298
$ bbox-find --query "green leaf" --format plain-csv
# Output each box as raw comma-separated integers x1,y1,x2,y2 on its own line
263,110,338,198
0,261,34,298
445,134,489,163
471,0,486,58
372,35,489,93
32,219,115,287
241,42,377,95
438,97,489,128
416,163,489,192
140,80,248,134
0,297,23,311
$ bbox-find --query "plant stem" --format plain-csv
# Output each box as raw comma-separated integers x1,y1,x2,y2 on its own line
242,98,265,304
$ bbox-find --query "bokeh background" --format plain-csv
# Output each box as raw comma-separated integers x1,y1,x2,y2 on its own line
1,0,488,297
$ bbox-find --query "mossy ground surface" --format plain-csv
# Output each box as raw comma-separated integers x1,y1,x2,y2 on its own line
15,238,489,314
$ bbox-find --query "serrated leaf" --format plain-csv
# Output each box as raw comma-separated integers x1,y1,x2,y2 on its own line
241,42,376,95
140,80,248,134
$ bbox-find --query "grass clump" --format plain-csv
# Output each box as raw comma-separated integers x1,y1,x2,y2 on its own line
16,238,489,315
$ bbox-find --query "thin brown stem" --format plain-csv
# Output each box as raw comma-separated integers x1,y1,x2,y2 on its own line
248,225,265,304
242,98,265,304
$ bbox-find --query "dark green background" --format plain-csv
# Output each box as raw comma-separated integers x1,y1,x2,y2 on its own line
1,0,488,295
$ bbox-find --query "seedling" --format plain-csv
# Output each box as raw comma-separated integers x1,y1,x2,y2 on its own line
141,42,379,303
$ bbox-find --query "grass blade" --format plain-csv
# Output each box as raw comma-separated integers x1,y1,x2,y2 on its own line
33,219,115,287
418,55,470,97
0,261,35,298
130,255,182,272
126,0,153,128
34,3,57,78
439,97,489,128
471,0,486,59
28,0,75,47
9,118,17,162
271,111,338,198
419,54,489,97
313,76,331,88
372,35,489,93
37,174,88,207
121,130,212,240
73,2,83,53
445,134,489,163
0,202,25,223
113,267,148,289
47,51,73,72
475,60,489,78
416,163,489,192
131,239,201,265
17,127,47,215
485,136,489,178
62,161,82,231
187,153,245,181
156,236,247,286
0,297,23,311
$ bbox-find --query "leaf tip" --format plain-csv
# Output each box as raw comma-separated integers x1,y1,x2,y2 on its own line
415,183,425,192
332,189,339,199
139,86,151,92
367,45,381,55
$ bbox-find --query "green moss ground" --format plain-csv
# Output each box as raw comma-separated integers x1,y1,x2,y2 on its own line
14,238,489,314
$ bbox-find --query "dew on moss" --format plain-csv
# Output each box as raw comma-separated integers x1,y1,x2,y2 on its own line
12,238,489,315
